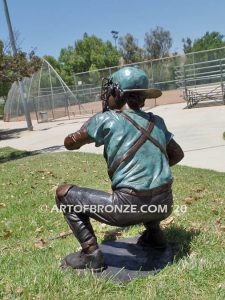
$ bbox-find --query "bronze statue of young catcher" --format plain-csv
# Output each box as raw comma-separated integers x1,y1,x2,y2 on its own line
55,66,184,272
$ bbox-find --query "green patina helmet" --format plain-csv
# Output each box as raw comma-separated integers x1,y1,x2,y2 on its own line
111,66,162,99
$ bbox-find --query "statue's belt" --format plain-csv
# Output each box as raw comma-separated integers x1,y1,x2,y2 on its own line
114,181,173,197
108,111,168,178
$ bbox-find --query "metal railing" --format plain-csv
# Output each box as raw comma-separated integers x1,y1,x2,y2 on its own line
73,46,225,109
175,58,225,107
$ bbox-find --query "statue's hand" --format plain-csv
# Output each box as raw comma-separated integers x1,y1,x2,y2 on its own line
64,127,94,150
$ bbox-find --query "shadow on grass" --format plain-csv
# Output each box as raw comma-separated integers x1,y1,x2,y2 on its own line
37,145,65,153
0,147,37,164
102,224,200,263
86,225,199,280
0,128,28,140
165,225,200,262
0,145,65,164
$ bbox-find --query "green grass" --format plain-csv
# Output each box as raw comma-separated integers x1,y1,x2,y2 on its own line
0,147,33,163
0,147,225,300
223,132,225,140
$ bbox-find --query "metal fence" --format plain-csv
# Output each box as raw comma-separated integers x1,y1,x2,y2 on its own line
74,46,225,106
175,55,225,107
4,47,225,122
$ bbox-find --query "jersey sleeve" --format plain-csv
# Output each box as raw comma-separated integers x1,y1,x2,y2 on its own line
86,112,108,147
162,119,173,144
153,114,173,144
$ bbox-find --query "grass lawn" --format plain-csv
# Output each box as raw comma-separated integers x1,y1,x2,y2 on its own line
0,147,224,300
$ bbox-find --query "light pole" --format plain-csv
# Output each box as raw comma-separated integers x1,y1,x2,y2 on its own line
2,0,33,130
111,30,119,49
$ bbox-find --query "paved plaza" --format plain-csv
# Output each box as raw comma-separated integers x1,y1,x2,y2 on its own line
1,102,225,172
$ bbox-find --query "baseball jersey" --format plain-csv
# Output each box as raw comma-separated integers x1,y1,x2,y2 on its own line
86,109,173,191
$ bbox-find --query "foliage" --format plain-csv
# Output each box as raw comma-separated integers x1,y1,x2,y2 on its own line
182,31,225,54
118,33,144,63
0,40,3,53
182,37,193,54
42,30,225,87
0,147,224,299
43,55,61,74
58,33,121,85
144,26,173,59
0,81,11,101
0,102,4,120
0,41,11,99
0,51,42,83
89,64,101,85
0,40,42,99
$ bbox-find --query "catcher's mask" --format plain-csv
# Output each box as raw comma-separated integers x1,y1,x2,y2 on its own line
101,77,125,112
101,67,162,112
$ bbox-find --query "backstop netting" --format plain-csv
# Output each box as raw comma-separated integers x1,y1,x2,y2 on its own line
4,59,85,122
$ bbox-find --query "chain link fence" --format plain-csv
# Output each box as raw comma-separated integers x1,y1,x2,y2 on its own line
73,46,225,111
74,47,225,91
4,47,225,122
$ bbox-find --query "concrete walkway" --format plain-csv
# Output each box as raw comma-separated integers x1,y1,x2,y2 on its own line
1,103,225,172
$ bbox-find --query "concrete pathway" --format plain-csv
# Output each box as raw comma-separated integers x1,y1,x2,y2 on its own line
1,103,225,172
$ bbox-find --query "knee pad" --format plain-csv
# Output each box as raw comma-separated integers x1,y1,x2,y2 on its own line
56,184,73,200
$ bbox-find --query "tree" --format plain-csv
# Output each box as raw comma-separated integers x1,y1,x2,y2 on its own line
182,31,225,53
0,40,42,99
58,33,121,84
144,26,172,59
89,64,101,85
0,40,10,99
0,81,11,101
43,55,61,71
182,37,193,54
118,33,144,63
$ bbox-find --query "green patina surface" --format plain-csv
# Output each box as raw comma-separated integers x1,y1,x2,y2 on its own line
87,109,173,190
111,67,149,90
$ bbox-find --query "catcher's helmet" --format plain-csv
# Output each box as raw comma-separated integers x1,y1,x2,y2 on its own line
101,66,162,110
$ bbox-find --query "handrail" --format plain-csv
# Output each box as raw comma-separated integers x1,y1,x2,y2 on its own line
174,57,225,69
176,70,224,80
182,64,225,73
177,74,224,82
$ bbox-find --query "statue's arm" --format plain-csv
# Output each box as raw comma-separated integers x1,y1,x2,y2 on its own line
166,139,184,166
64,124,94,150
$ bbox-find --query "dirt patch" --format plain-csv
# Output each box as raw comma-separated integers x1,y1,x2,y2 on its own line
5,89,185,122
75,89,185,114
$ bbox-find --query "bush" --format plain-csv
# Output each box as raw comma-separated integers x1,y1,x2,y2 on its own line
0,102,4,120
